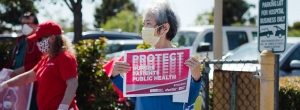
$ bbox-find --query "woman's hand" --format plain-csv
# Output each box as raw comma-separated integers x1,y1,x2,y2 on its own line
112,61,131,77
184,57,202,81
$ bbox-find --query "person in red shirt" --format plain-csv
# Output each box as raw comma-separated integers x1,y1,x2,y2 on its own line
2,12,42,110
0,20,79,110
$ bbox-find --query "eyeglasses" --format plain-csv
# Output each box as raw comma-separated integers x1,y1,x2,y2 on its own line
156,24,164,29
21,22,34,25
38,35,50,42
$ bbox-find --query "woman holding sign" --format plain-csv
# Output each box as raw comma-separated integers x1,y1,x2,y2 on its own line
109,0,202,110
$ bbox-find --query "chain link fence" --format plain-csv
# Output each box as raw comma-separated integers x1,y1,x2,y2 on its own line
201,60,260,110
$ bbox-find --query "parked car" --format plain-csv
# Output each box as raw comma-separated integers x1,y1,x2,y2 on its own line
64,31,142,42
0,34,18,42
64,32,74,42
171,25,257,59
279,40,300,76
222,37,300,77
105,40,144,58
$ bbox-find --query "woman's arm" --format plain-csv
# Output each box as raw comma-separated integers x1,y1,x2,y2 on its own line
187,77,202,105
111,74,124,91
111,74,137,102
7,69,36,87
184,57,202,105
59,77,78,106
10,66,25,78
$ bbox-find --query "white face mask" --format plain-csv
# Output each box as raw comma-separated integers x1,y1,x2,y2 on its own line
22,24,33,36
141,26,164,47
37,37,50,53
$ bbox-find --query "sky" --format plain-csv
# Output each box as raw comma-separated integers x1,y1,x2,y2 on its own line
36,0,300,30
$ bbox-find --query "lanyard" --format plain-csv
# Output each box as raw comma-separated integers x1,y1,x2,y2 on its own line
26,41,35,54
15,40,35,55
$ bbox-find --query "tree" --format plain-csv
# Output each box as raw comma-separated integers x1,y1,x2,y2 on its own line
195,0,255,26
292,22,300,31
94,0,136,28
0,0,38,33
195,11,214,25
288,21,300,37
0,0,38,25
55,0,83,43
222,0,255,25
101,10,142,32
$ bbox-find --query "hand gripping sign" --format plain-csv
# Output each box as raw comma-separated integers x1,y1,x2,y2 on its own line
124,47,192,97
0,68,13,82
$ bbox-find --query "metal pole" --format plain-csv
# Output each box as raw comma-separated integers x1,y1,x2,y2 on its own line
274,54,279,110
213,0,223,59
230,73,236,110
201,62,210,110
135,0,140,33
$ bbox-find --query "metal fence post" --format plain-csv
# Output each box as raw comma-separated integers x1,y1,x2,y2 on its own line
274,54,279,110
201,61,210,110
230,73,236,110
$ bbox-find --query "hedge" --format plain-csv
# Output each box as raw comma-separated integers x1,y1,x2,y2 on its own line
0,38,16,69
74,38,135,110
279,76,300,110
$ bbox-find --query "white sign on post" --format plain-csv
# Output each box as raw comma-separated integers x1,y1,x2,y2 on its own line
258,0,287,53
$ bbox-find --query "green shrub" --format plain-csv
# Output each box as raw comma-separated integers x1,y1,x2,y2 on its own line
0,38,16,69
288,29,300,37
74,38,134,110
279,77,300,110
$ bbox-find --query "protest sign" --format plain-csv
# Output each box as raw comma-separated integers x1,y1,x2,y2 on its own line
0,68,32,110
124,48,191,97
